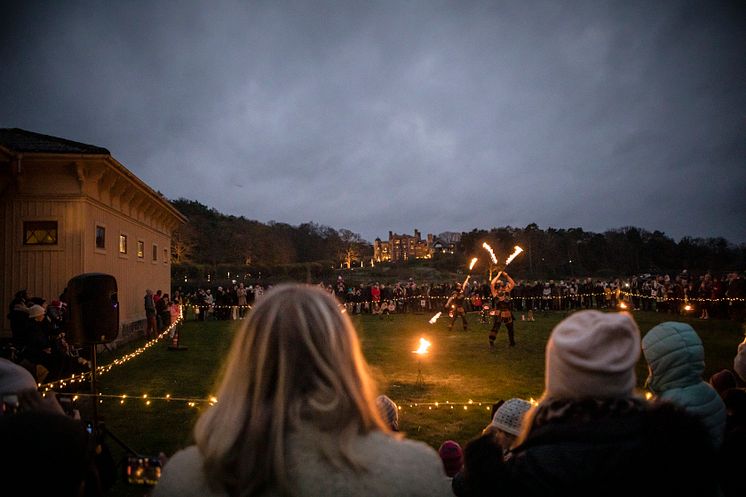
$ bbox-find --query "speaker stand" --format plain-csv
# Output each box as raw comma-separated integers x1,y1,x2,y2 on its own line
90,344,99,428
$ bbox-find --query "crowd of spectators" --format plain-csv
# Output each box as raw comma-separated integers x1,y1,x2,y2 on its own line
180,270,746,322
3,277,746,496
149,285,746,497
4,289,89,384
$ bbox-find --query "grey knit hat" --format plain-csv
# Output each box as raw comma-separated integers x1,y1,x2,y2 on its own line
0,358,37,395
490,398,531,436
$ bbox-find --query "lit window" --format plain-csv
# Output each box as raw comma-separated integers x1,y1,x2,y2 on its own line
137,241,144,258
119,234,128,254
23,221,58,245
96,226,106,249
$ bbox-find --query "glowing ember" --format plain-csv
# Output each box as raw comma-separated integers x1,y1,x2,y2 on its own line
413,338,432,355
469,257,478,270
505,245,524,266
482,242,498,264
428,312,442,324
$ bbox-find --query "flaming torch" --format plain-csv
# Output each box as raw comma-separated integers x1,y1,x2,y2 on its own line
413,337,432,355
413,337,431,386
493,245,524,281
482,242,498,265
430,258,477,324
461,257,478,288
505,245,524,266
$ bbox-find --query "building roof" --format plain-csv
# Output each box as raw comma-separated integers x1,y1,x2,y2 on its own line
0,128,110,155
0,127,187,226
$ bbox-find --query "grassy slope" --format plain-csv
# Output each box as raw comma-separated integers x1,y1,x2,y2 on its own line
93,309,744,495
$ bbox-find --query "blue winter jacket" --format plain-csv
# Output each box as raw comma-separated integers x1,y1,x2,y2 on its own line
641,321,726,448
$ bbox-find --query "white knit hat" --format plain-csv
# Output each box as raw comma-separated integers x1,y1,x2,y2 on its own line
0,358,37,395
27,305,45,319
491,398,531,436
545,310,640,399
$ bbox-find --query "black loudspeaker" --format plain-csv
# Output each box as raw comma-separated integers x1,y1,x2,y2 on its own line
64,273,119,345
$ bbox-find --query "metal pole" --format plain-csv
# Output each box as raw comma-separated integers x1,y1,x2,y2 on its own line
90,344,99,428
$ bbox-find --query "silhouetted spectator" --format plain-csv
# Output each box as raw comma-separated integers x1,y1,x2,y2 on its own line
642,321,727,448
438,440,463,477
154,284,451,497
458,310,719,497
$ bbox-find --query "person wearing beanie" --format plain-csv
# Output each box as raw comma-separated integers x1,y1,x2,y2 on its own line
20,303,58,382
438,440,463,477
458,310,720,497
0,357,38,402
27,304,45,320
484,398,531,457
642,321,727,449
545,309,640,399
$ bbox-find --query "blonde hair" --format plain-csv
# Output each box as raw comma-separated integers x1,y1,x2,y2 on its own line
194,284,388,497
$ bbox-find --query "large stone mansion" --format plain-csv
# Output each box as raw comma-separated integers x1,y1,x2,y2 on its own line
373,229,459,262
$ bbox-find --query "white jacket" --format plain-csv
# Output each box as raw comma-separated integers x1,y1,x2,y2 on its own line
153,427,452,497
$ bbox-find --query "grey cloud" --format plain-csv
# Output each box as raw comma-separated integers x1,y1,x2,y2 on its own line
1,0,744,244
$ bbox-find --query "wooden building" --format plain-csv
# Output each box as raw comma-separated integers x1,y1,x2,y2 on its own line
0,128,187,341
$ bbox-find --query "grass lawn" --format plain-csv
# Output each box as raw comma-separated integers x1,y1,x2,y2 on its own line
90,308,744,496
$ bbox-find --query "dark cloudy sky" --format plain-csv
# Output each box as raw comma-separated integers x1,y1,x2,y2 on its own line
2,1,744,243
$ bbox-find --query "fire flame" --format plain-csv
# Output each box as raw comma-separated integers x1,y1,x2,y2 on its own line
619,301,628,310
482,242,498,264
684,304,692,311
428,312,442,324
469,257,478,271
413,338,432,355
505,246,524,266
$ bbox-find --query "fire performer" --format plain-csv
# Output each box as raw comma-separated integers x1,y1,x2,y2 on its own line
489,270,516,349
445,283,468,331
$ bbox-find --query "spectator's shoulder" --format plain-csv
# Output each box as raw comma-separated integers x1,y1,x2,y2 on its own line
154,446,223,497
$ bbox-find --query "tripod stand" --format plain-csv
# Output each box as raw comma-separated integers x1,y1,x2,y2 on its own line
88,344,139,457
415,358,425,387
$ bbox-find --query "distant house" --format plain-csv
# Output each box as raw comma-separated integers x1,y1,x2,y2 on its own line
0,128,187,342
373,229,434,262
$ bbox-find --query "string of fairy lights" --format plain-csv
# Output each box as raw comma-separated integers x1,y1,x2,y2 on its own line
39,310,185,391
48,390,529,414
38,267,735,413
191,291,744,315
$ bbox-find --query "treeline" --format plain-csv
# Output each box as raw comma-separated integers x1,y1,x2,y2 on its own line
170,199,745,283
170,199,370,280
459,224,746,279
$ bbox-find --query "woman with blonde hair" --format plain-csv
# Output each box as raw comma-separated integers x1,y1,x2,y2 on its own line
154,284,451,497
